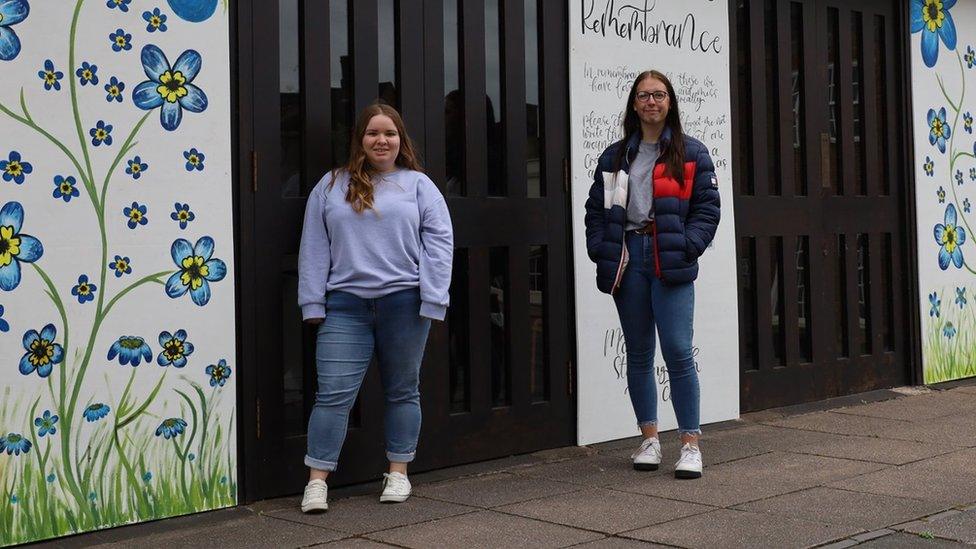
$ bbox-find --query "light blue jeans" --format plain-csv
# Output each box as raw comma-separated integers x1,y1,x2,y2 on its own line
613,231,701,436
305,288,431,471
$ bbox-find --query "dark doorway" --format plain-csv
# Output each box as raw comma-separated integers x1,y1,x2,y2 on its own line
731,0,914,410
236,0,574,501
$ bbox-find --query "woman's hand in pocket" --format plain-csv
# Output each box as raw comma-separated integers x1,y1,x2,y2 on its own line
305,317,324,326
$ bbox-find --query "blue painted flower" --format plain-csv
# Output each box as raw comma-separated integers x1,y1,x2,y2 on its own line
956,287,967,308
123,202,148,229
965,198,971,213
968,45,976,68
109,255,132,277
183,148,204,171
219,476,227,485
90,120,113,147
106,0,131,12
911,0,958,68
0,202,43,291
0,304,8,332
89,491,97,501
47,473,55,483
158,329,194,368
109,28,132,52
71,274,96,304
8,494,16,504
928,108,951,153
0,0,29,61
83,403,110,422
955,169,963,185
19,324,62,377
133,45,208,131
935,203,967,270
143,8,168,32
1,151,32,184
188,453,195,461
38,59,63,91
155,417,187,439
105,77,125,103
966,112,974,134
171,203,194,229
34,410,58,437
166,0,217,22
107,336,152,366
0,433,30,455
929,291,941,317
924,156,935,176
938,186,946,203
76,61,98,86
206,358,231,387
944,321,957,339
143,471,152,483
166,236,227,306
52,175,79,203
125,156,148,179
970,168,976,181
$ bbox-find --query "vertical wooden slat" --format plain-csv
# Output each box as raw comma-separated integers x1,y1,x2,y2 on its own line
303,1,331,182
776,0,795,198
868,231,885,356
845,232,860,359
755,237,774,370
423,0,447,191
398,0,425,151
782,235,800,367
503,0,527,198
509,246,531,409
749,0,770,197
351,0,379,114
885,12,899,197
861,13,880,198
836,7,855,196
462,1,488,198
468,248,491,416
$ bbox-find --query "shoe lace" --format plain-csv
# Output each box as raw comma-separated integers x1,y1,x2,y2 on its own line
678,443,701,464
305,481,327,500
383,473,409,492
631,438,659,459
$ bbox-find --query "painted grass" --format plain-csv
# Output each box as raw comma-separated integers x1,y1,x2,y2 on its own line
923,289,976,384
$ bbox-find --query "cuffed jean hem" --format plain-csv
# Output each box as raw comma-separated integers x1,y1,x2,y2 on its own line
637,420,658,428
386,450,416,463
304,455,338,472
678,429,702,436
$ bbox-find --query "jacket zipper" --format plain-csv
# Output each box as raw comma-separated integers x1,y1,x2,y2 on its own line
651,220,663,279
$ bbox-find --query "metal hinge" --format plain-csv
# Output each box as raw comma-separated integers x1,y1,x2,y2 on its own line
255,397,261,439
251,150,258,193
563,157,569,194
567,360,574,395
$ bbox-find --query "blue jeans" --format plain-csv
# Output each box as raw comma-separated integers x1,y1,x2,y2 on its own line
613,231,701,435
305,288,431,471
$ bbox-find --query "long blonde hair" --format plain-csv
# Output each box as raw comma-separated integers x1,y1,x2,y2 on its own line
329,103,423,213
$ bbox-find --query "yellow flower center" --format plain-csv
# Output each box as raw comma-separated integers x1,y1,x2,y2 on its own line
188,155,198,164
109,86,119,95
0,226,20,267
151,16,161,26
129,210,142,221
943,224,958,253
179,212,188,220
163,339,185,360
116,36,126,46
157,71,188,103
60,183,73,193
130,163,140,172
5,161,21,176
45,72,57,84
116,260,128,271
932,117,945,137
83,70,92,80
29,338,54,366
180,256,209,290
924,0,945,33
96,130,107,140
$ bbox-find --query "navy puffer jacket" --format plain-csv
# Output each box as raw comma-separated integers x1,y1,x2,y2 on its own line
584,129,721,293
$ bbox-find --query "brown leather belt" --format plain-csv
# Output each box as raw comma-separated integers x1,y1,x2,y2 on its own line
631,221,654,235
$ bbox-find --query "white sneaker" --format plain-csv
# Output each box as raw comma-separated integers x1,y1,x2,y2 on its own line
674,443,703,479
380,472,411,503
631,437,662,471
301,479,329,513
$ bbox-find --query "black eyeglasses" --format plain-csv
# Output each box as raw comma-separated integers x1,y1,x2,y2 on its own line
635,90,668,103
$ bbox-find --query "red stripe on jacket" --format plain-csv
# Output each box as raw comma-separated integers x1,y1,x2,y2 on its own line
651,161,696,200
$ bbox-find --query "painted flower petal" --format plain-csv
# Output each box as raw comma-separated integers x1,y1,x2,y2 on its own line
160,100,182,131
165,271,188,298
939,11,958,50
107,340,121,360
0,0,29,25
946,203,958,225
140,44,171,81
0,201,24,233
953,247,965,268
141,345,153,362
193,236,215,261
182,341,194,356
910,0,924,32
189,278,211,306
166,0,218,23
18,352,34,375
0,26,20,61
50,343,64,364
204,258,226,281
37,361,53,378
174,328,187,341
40,323,56,342
158,330,173,347
171,238,193,264
14,234,42,263
0,259,21,291
939,246,952,270
935,223,947,243
921,26,939,68
179,84,208,113
21,328,38,349
133,80,164,110
957,226,967,246
172,355,187,368
172,49,202,81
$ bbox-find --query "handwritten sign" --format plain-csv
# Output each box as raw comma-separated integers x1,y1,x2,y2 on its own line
571,0,741,445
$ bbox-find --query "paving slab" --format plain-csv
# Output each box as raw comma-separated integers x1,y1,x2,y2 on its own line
571,536,673,548
852,532,970,548
413,472,582,508
832,391,976,422
263,494,477,535
88,514,346,549
609,452,884,507
365,510,604,548
309,538,398,548
734,487,948,529
952,385,976,395
826,448,976,505
789,433,958,465
494,487,712,534
763,411,927,441
513,453,660,487
897,509,976,544
894,413,976,447
619,508,859,549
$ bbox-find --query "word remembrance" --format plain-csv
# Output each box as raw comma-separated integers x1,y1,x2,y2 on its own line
579,0,723,54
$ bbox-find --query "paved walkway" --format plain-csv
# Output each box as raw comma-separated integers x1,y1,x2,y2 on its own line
35,382,976,548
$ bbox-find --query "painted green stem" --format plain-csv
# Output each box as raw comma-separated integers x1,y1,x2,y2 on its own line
946,51,976,248
68,0,95,195
99,112,151,214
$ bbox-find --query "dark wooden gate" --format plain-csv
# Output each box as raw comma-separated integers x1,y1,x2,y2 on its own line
731,0,914,410
236,0,574,500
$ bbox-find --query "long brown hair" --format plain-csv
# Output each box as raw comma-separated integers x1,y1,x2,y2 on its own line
330,102,424,213
616,70,687,183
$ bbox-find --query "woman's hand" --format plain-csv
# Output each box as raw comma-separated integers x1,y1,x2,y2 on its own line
305,318,324,325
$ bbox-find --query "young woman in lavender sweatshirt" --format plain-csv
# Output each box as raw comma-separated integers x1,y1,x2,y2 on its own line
297,103,454,512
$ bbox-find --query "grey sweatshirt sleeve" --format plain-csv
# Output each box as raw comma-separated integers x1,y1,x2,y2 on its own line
297,180,331,320
417,177,454,320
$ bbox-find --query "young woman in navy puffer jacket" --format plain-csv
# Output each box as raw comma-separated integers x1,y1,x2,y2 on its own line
584,70,720,479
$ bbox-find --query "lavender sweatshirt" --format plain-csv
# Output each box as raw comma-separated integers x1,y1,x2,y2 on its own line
298,169,454,321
